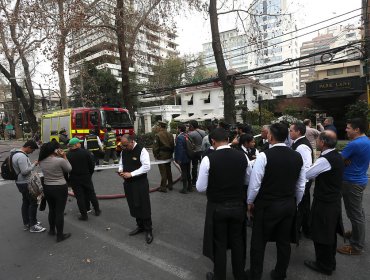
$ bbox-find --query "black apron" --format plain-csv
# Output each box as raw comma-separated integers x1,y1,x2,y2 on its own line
124,175,151,219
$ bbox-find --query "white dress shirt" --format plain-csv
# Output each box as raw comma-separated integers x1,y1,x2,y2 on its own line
196,144,252,192
247,143,306,205
118,142,151,177
305,148,335,180
241,145,259,167
293,136,313,171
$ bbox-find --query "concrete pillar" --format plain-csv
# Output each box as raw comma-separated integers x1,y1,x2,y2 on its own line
143,113,152,134
134,112,139,133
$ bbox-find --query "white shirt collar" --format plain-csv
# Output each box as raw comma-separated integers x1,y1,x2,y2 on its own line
293,136,305,143
216,144,231,150
321,148,336,155
241,145,248,153
270,143,287,148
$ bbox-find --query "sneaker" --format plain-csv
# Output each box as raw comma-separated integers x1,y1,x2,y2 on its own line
23,221,42,231
29,224,46,233
87,209,92,214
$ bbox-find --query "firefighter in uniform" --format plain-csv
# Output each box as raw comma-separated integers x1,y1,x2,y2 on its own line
103,125,118,165
59,128,70,152
84,129,103,166
152,121,174,193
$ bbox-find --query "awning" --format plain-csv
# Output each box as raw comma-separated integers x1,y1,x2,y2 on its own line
199,112,223,120
182,94,193,102
199,91,210,100
173,114,191,121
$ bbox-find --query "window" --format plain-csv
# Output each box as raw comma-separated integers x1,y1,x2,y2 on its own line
204,93,210,104
347,65,360,73
75,113,84,128
327,68,343,76
188,96,193,105
89,111,99,126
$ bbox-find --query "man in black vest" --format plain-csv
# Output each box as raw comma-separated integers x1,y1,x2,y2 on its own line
304,131,344,276
247,123,305,280
196,128,250,280
118,134,153,244
290,122,314,238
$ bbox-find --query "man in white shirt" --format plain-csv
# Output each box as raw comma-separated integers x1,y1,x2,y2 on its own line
118,134,153,244
196,128,250,280
247,123,306,280
290,122,314,239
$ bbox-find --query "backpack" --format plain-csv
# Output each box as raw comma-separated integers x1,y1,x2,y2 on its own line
1,151,22,180
184,134,196,159
28,171,43,197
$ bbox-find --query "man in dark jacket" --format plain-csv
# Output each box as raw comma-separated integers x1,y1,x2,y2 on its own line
196,128,250,280
304,131,344,276
247,123,306,280
103,125,118,165
67,138,101,221
174,124,192,194
152,121,174,193
119,134,153,244
84,129,103,166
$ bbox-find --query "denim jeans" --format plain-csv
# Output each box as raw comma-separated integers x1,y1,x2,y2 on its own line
342,181,366,250
16,183,38,227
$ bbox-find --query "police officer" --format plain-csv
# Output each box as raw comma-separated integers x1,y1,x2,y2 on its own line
153,121,174,193
103,125,118,165
59,128,70,152
84,129,103,166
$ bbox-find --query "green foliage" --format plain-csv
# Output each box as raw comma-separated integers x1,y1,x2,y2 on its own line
71,62,120,107
345,101,369,121
136,132,155,148
282,105,301,119
189,56,216,83
244,108,274,126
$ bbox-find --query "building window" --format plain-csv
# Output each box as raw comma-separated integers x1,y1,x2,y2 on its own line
188,96,193,105
327,68,343,76
204,93,210,104
347,65,360,73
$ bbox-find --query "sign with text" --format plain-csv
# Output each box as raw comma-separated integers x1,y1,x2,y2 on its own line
306,76,366,96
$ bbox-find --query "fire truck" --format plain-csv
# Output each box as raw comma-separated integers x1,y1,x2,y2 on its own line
41,106,134,144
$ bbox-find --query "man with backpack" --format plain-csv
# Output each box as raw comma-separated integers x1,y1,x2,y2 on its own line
12,140,46,233
175,124,192,194
188,120,206,188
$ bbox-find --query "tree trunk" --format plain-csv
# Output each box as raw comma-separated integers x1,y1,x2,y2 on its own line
116,0,135,120
9,64,22,138
57,0,68,109
209,0,236,124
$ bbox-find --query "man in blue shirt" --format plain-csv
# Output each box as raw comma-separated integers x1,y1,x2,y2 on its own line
337,118,370,255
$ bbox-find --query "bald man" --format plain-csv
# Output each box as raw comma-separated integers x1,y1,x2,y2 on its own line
304,131,344,276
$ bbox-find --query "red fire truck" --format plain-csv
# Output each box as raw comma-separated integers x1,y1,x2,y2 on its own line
41,106,134,144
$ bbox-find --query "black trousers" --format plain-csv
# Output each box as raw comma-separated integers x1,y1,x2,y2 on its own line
250,199,295,280
191,152,202,185
213,204,246,280
296,181,312,235
180,162,191,190
314,236,337,273
158,162,173,189
70,178,100,216
136,218,152,232
16,183,38,227
43,184,68,237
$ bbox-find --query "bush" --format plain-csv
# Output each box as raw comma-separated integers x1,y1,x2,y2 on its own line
136,132,155,148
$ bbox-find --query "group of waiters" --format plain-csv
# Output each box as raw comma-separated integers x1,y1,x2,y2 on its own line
189,117,370,280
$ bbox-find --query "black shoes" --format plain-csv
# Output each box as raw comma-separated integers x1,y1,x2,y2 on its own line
206,272,214,280
129,227,145,236
145,231,153,244
95,209,102,216
158,188,167,193
57,233,71,242
304,260,332,276
78,215,88,221
179,189,188,194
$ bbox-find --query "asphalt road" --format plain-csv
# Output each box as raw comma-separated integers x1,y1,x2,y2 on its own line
0,140,369,280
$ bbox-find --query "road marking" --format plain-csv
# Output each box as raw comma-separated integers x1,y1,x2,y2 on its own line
68,219,198,280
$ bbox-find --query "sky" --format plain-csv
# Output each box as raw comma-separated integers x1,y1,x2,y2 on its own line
176,0,363,55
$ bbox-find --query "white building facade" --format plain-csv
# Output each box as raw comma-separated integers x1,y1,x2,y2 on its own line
176,77,272,122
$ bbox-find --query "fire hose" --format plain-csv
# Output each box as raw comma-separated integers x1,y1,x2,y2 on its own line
67,159,182,200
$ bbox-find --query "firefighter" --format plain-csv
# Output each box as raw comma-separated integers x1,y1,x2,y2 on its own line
103,125,118,165
84,129,103,166
59,128,70,152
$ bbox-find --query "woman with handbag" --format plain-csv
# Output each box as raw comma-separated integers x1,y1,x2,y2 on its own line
38,141,72,242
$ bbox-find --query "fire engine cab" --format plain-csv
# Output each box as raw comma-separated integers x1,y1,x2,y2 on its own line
41,106,134,143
